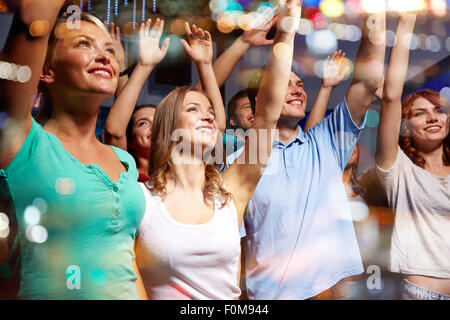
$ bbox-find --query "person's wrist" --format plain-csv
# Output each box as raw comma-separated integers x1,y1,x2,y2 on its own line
195,61,213,68
136,61,156,72
236,36,252,49
321,82,334,90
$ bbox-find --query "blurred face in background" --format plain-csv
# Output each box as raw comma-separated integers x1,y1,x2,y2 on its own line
230,96,254,131
130,107,156,159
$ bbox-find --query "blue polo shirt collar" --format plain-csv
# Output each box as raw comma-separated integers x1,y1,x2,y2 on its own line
274,125,307,148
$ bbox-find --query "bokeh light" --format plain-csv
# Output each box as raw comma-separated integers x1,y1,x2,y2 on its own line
345,0,362,14
425,35,441,52
320,0,345,18
91,268,108,286
440,87,450,102
32,198,48,215
273,42,291,60
29,20,50,37
306,29,337,55
256,2,275,14
429,0,447,17
16,66,32,83
385,30,396,47
238,13,254,31
387,0,426,12
366,110,380,128
0,212,9,239
217,14,235,33
297,19,314,35
311,12,329,29
280,17,300,33
0,62,13,80
360,0,386,13
26,225,48,244
169,19,186,35
55,178,76,196
24,205,41,226
349,201,370,222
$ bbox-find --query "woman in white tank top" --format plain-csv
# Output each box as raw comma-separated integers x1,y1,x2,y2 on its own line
135,1,302,300
375,12,450,299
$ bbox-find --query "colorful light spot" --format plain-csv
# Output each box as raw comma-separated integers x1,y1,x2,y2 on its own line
366,110,380,128
24,206,40,226
91,269,107,286
273,42,291,60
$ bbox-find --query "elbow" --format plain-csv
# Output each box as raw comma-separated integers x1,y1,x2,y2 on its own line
18,0,63,33
382,90,402,104
103,127,123,141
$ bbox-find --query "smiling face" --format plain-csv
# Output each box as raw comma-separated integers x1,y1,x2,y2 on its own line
406,97,449,148
230,96,254,131
44,20,119,98
176,91,218,152
280,72,308,120
129,107,156,158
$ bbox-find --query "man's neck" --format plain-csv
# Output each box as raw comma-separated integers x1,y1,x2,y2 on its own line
276,116,301,145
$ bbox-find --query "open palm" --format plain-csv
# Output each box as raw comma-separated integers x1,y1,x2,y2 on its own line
139,18,170,67
242,8,278,47
323,50,350,88
180,23,213,65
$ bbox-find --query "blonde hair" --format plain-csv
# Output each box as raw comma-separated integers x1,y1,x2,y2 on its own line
36,13,113,124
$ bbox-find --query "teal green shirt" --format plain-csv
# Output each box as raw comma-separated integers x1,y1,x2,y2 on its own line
0,119,145,299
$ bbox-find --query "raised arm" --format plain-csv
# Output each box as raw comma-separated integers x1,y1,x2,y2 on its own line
181,23,226,133
196,8,277,90
375,12,417,170
346,11,386,126
0,0,65,169
223,0,301,224
304,50,349,130
105,22,128,97
104,18,169,150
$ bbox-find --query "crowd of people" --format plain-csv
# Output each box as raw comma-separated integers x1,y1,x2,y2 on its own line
0,0,448,300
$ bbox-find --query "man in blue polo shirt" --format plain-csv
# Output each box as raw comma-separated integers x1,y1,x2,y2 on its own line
226,12,386,299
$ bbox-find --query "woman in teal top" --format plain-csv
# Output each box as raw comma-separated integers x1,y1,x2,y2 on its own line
0,1,145,299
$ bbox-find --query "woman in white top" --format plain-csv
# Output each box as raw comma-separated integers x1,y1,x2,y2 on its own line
375,12,450,300
135,0,302,300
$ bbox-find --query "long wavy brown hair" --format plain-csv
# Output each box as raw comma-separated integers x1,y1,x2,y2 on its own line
399,89,450,168
148,86,231,208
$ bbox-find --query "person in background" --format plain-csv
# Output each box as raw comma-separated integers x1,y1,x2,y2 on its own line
0,1,146,299
135,0,300,299
196,9,277,156
303,50,349,131
125,104,156,182
375,11,450,300
224,89,253,154
104,18,171,182
226,9,386,299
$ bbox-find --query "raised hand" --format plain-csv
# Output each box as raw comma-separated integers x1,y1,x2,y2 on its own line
104,22,126,71
278,0,302,31
180,23,213,65
241,8,278,47
322,50,350,88
138,18,170,69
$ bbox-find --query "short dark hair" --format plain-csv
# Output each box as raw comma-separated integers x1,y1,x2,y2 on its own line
227,90,249,118
245,66,304,111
